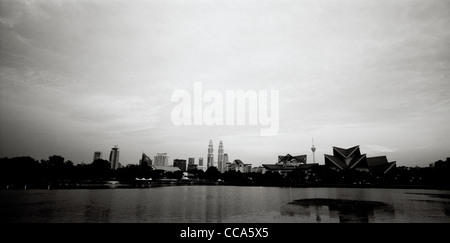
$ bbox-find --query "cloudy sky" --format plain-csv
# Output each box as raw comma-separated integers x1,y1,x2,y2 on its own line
1,0,449,167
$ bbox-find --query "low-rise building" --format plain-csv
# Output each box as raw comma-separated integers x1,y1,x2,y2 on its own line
324,145,396,175
227,159,252,173
262,154,318,176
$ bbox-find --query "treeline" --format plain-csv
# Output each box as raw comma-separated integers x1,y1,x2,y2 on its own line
0,155,227,188
1,156,449,189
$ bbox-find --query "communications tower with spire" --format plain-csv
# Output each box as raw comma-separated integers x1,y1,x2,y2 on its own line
311,139,316,163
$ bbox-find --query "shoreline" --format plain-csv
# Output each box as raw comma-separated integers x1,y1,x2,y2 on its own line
2,182,449,191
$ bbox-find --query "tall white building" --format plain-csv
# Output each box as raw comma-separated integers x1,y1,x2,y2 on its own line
207,140,214,167
109,146,120,170
218,141,224,172
154,153,169,166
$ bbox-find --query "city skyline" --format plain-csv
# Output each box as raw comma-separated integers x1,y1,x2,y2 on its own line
1,0,449,168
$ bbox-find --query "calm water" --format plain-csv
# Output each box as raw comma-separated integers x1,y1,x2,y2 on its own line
1,186,449,223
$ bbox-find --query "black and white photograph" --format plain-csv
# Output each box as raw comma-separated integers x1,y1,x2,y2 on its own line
1,0,449,235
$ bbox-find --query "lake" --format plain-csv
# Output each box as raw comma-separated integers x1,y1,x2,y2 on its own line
1,186,449,223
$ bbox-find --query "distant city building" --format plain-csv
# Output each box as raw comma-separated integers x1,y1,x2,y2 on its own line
278,154,307,165
188,164,198,171
199,157,204,166
154,153,169,166
140,153,152,167
430,158,450,168
109,146,120,170
367,156,397,175
244,164,252,173
93,151,102,162
252,166,266,173
188,158,195,165
324,145,396,174
325,146,367,171
262,154,317,176
197,165,208,171
218,141,224,172
224,162,231,172
151,165,180,173
173,159,187,171
223,153,229,165
207,140,214,167
228,159,252,173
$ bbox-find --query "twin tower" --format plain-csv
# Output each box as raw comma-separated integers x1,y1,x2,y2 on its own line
207,140,228,172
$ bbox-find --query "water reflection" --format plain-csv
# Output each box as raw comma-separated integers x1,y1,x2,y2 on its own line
1,187,449,223
83,190,113,223
286,198,395,223
405,192,450,218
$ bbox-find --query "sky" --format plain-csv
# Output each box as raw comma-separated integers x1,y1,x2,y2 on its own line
1,0,449,167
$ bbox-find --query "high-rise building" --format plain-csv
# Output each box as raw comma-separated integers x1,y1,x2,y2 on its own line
223,153,229,164
173,159,187,171
188,164,198,171
207,140,214,167
109,146,120,170
218,141,224,172
93,151,102,162
154,153,169,166
188,158,195,165
198,157,207,171
140,152,152,167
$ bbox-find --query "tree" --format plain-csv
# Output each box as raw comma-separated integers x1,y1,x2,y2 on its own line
204,166,221,181
223,170,248,184
90,159,111,180
0,157,41,186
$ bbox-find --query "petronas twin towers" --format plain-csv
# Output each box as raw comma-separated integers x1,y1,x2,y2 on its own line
218,141,224,170
207,140,226,172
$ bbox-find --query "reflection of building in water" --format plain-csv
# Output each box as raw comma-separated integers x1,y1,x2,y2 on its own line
280,204,337,223
288,198,395,223
315,206,321,223
324,145,396,174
